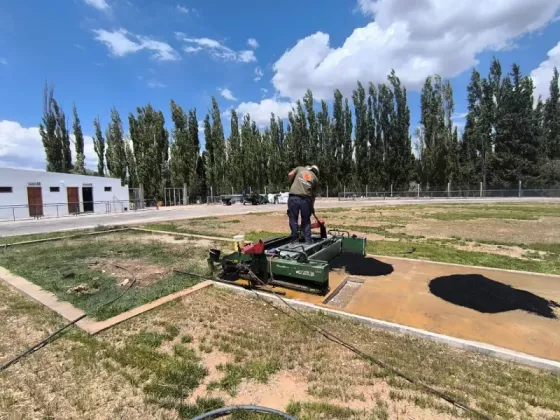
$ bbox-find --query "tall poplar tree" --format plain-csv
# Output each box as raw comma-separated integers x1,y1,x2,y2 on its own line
92,116,105,176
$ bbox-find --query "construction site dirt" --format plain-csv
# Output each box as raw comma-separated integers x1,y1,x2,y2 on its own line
266,255,560,361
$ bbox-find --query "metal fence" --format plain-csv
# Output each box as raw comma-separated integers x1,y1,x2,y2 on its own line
0,198,160,222
338,187,560,201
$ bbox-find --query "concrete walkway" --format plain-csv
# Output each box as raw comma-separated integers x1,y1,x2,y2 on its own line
1,197,559,237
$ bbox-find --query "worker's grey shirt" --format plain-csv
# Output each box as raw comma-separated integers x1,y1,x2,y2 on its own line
289,167,318,197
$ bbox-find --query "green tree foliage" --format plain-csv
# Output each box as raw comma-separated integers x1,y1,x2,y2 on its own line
128,104,169,199
92,116,105,177
39,63,560,196
170,100,198,191
353,82,368,188
105,108,127,183
367,83,383,189
492,64,539,187
544,67,560,160
124,140,137,188
39,84,62,172
227,109,243,191
52,100,72,173
387,71,412,190
72,104,86,175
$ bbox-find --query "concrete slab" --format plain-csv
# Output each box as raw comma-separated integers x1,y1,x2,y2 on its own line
276,255,560,362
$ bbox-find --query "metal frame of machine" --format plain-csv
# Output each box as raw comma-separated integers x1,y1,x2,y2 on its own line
208,223,367,295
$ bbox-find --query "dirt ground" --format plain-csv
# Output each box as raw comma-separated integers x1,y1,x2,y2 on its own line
147,203,560,262
2,283,559,420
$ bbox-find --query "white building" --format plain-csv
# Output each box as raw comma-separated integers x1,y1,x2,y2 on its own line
0,168,129,220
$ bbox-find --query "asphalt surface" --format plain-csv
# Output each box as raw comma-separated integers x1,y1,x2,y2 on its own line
1,197,559,237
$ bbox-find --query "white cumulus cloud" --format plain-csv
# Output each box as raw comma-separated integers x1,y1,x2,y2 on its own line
531,41,560,101
84,0,109,10
93,28,180,61
272,0,560,100
219,88,237,101
176,33,256,63
247,38,259,49
0,120,98,171
176,5,189,13
236,98,295,127
254,66,263,81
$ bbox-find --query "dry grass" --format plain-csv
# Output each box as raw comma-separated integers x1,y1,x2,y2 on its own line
145,202,560,274
2,283,559,419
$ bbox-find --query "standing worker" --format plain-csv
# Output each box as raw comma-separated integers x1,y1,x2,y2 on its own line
287,165,319,244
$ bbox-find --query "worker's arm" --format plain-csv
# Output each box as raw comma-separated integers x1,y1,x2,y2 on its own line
288,168,297,182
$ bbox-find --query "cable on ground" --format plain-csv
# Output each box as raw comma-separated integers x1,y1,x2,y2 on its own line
0,263,138,373
190,405,296,420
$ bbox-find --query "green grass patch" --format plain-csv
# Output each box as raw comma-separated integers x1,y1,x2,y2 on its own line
286,401,359,419
0,232,207,320
368,240,560,274
209,359,281,395
423,204,560,221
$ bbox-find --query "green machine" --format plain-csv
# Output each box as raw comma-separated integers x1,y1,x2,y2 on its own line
209,222,367,295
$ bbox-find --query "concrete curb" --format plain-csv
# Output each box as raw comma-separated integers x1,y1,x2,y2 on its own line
213,282,560,373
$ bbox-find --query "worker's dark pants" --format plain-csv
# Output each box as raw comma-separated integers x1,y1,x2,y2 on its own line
288,195,312,244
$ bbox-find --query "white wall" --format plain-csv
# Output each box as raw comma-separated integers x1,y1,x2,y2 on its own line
0,168,129,220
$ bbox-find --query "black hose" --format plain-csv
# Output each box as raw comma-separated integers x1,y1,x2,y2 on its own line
0,264,138,373
190,405,296,420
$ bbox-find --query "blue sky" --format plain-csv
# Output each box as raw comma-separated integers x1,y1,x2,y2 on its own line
1,0,560,170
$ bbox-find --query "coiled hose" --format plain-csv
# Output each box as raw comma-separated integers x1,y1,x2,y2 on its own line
191,405,296,420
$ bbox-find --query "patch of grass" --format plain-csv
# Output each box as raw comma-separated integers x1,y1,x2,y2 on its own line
286,401,358,419
210,359,281,395
0,232,207,320
130,330,166,348
245,231,286,242
164,324,180,340
177,397,225,419
423,204,560,221
181,334,193,344
0,227,113,245
369,240,560,275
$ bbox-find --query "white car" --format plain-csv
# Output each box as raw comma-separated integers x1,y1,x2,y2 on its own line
268,192,289,204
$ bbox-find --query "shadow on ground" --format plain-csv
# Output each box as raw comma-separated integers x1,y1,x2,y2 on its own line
429,274,560,319
330,254,394,276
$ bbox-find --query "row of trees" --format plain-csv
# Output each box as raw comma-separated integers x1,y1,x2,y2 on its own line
40,58,560,199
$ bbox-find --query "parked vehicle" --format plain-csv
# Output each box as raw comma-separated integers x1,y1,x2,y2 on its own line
267,192,289,204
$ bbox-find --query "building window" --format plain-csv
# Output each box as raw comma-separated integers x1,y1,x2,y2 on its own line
104,186,112,192
49,187,60,192
0,187,12,193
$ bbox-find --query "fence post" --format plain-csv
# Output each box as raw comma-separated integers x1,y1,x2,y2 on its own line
183,183,188,205
365,185,368,198
265,187,267,195
480,182,483,198
231,186,234,195
210,186,213,204
390,184,393,198
173,188,177,206
139,184,145,209
447,182,451,198
519,180,522,198
417,184,420,198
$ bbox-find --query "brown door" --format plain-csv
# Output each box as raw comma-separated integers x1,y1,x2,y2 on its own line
67,187,79,214
27,187,43,217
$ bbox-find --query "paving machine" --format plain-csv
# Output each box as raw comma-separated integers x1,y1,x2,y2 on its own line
207,220,367,295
